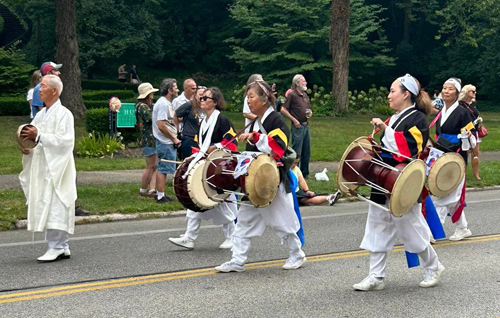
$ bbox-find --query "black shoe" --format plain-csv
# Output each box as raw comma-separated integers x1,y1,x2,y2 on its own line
75,206,90,216
156,196,173,203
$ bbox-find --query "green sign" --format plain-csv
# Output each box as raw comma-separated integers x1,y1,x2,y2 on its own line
116,103,136,128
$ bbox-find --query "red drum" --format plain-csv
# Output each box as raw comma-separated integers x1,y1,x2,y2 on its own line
173,157,219,212
337,137,426,217
203,149,280,208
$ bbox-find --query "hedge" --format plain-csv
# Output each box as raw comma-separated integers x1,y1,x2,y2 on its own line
82,90,136,101
82,80,137,91
84,99,135,109
0,97,30,116
84,107,139,144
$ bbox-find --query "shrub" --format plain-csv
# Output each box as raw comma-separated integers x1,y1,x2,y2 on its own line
85,108,109,134
82,80,137,91
0,47,36,94
84,99,135,109
0,97,30,116
76,131,125,158
307,85,335,117
228,84,246,112
82,90,136,101
348,85,390,115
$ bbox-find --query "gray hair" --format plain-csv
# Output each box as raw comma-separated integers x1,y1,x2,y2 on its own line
160,78,177,96
292,74,304,89
45,75,63,96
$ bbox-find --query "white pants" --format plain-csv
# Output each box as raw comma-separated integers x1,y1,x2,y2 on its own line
369,246,439,277
45,229,69,249
185,217,234,241
432,176,468,230
230,184,304,265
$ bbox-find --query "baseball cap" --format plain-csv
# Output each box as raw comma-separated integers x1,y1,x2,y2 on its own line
40,62,63,76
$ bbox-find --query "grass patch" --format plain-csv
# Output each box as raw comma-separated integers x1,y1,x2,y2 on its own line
1,111,500,175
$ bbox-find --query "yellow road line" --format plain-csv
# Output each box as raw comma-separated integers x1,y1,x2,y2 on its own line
1,233,499,305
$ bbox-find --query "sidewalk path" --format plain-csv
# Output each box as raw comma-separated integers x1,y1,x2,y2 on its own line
1,151,499,189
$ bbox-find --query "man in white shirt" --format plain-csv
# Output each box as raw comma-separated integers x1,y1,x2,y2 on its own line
152,78,180,203
19,75,77,262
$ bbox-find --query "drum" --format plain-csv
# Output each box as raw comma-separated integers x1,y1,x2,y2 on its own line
337,137,426,217
173,158,220,212
204,149,280,208
16,124,37,150
419,146,465,198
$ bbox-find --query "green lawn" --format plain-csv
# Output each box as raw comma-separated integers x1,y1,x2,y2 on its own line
1,112,500,175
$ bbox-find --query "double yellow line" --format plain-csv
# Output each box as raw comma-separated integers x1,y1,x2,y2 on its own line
1,233,499,305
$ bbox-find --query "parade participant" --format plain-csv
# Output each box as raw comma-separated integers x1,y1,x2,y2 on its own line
215,80,306,273
432,78,476,241
242,74,262,132
168,87,238,250
19,75,77,262
353,74,444,290
136,83,159,197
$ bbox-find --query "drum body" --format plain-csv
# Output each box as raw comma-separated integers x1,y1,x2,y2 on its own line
204,150,280,208
337,137,426,217
420,146,465,198
16,124,37,150
173,158,219,212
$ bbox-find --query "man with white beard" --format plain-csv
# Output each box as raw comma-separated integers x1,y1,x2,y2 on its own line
19,75,77,262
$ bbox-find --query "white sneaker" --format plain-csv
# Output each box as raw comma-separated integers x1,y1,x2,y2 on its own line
353,274,386,291
449,228,472,241
215,261,245,273
219,238,233,249
327,190,341,206
419,263,445,288
282,256,306,270
430,237,436,244
168,236,194,249
37,248,70,262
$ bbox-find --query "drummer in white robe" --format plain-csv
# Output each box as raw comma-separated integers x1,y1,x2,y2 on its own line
19,75,77,262
353,74,444,291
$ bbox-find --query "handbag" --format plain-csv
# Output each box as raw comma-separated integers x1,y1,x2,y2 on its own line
477,123,489,138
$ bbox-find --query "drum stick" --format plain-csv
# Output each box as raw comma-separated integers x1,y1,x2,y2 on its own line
369,118,391,138
160,159,183,164
223,120,257,149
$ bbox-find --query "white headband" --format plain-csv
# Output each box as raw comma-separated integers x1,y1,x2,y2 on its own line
397,74,419,96
445,78,461,93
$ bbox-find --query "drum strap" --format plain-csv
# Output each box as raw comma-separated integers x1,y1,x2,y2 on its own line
429,112,441,129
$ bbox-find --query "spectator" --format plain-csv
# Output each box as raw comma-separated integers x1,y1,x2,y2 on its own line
27,70,42,119
174,86,206,160
152,78,180,203
172,78,197,135
19,75,77,262
281,74,312,178
31,62,62,120
290,156,339,206
130,65,140,84
242,74,262,132
272,82,282,112
136,83,159,197
459,84,482,180
118,64,127,82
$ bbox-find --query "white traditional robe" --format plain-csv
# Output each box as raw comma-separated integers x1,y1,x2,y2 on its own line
19,100,77,234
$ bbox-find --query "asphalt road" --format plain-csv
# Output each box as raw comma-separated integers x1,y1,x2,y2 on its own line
1,189,500,318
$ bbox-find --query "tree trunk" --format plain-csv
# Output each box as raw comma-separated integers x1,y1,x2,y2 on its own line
330,0,350,113
55,0,86,119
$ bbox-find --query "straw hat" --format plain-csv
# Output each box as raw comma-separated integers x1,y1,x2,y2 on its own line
138,82,159,99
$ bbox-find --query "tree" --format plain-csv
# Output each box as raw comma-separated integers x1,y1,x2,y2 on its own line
330,0,350,112
55,0,85,118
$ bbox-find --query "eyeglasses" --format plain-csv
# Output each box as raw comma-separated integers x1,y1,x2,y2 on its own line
200,96,214,102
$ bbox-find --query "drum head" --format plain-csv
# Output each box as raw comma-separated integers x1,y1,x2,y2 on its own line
427,153,465,198
245,154,279,208
186,159,220,210
203,149,233,202
16,124,36,150
390,160,426,217
337,136,372,194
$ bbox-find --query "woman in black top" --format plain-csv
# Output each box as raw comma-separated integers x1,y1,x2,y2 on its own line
458,84,481,180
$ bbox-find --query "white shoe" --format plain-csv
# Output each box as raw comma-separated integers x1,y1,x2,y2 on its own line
419,263,445,288
430,237,436,244
215,261,245,273
282,256,306,270
353,274,386,291
37,248,70,262
219,238,233,249
168,236,194,249
449,228,472,241
327,190,341,206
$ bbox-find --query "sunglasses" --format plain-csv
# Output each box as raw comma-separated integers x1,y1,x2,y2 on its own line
200,96,214,102
471,91,477,94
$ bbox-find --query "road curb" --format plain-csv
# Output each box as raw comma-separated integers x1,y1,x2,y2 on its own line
12,185,500,230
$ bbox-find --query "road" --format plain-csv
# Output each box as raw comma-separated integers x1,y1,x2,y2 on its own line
1,189,500,318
